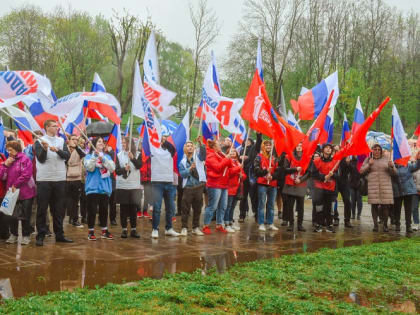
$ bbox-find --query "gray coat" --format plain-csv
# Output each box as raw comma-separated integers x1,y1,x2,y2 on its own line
391,159,420,198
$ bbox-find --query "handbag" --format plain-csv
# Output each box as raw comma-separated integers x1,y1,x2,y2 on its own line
0,188,20,216
359,176,368,196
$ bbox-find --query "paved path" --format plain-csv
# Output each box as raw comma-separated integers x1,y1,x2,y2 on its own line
0,201,412,297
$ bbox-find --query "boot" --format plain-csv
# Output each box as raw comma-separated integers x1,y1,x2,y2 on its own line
287,223,294,232
297,225,306,232
406,226,413,233
372,206,379,232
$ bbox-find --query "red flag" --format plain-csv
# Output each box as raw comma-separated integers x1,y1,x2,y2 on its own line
242,70,279,138
414,124,420,137
298,91,334,173
272,112,305,158
334,97,391,161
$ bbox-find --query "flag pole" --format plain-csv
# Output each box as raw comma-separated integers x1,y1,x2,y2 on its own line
267,139,274,184
70,121,96,152
56,117,69,142
0,109,39,138
240,127,251,167
128,112,134,153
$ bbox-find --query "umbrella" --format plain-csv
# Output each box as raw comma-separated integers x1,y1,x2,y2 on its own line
366,131,391,150
86,121,114,137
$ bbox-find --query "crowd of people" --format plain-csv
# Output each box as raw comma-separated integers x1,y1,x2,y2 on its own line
0,119,419,247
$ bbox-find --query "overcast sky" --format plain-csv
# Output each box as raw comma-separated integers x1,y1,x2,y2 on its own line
1,0,419,61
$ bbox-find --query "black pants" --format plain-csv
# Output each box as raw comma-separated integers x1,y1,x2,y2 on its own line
142,182,152,212
66,181,81,223
120,204,137,229
10,198,34,237
249,182,259,219
177,181,183,215
36,181,66,239
283,194,304,226
181,185,204,229
313,187,335,227
0,199,9,239
239,178,250,219
87,193,109,229
334,184,352,222
393,195,413,227
108,190,116,221
371,204,390,227
350,187,363,217
80,187,87,221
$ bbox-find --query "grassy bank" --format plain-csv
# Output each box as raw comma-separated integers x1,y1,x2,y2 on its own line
1,238,419,314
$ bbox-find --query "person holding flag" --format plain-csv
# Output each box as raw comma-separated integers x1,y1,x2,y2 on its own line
34,119,72,246
310,143,338,233
254,140,280,232
115,137,142,239
84,137,116,241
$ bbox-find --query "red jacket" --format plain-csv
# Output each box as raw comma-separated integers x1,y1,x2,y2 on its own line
255,153,278,187
228,159,247,196
312,156,336,191
205,148,232,189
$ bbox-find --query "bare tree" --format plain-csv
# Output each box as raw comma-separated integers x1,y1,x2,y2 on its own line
189,0,220,122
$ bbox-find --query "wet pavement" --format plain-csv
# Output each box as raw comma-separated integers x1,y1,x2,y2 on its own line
0,201,409,298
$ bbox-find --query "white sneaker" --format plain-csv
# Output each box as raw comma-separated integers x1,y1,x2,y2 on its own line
21,236,30,245
412,224,419,231
259,225,266,231
225,226,235,233
165,228,180,237
151,229,159,238
268,224,279,231
232,225,241,231
180,228,188,236
192,228,204,236
6,235,17,244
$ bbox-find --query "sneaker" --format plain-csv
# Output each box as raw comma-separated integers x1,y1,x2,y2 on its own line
151,229,159,238
6,235,17,244
137,211,143,218
225,226,235,233
72,221,83,228
36,238,44,246
143,212,152,220
165,228,180,237
412,224,419,231
130,230,140,238
258,224,266,231
88,233,97,241
314,225,323,233
268,224,279,231
101,230,114,240
180,228,188,236
326,226,335,233
202,226,212,235
46,230,52,237
215,225,228,233
121,230,128,238
192,228,204,236
232,225,241,231
21,236,30,245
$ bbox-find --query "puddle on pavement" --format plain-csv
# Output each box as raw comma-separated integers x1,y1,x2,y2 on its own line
0,222,403,298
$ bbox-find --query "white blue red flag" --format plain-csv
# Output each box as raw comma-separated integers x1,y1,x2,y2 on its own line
7,106,41,145
107,123,122,154
351,96,365,134
256,39,264,82
291,71,339,120
168,109,189,168
124,117,130,137
340,113,351,147
325,104,335,144
229,115,247,150
392,105,411,166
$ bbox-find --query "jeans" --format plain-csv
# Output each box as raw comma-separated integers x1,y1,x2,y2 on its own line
313,187,335,227
412,194,419,224
257,185,276,225
224,195,239,224
204,187,228,225
152,182,175,230
349,187,363,217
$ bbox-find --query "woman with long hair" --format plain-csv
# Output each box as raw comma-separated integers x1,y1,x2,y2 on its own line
84,137,116,241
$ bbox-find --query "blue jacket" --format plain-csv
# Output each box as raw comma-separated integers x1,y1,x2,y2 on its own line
392,159,420,198
84,153,116,196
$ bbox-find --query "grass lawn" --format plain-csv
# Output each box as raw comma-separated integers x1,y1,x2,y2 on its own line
1,237,419,314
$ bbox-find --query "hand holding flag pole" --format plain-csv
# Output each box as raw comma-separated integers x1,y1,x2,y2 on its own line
70,121,96,152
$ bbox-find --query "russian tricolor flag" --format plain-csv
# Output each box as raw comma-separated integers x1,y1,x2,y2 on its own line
291,71,339,121
168,110,189,169
7,106,41,146
351,96,365,134
340,113,351,147
25,89,58,129
392,105,411,166
287,110,302,132
325,105,335,144
106,123,122,154
256,39,264,82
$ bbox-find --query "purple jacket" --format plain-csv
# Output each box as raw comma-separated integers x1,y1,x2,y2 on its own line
0,152,36,200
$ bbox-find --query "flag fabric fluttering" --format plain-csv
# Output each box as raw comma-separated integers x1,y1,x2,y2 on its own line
352,96,365,134
229,115,247,150
0,117,5,154
290,71,339,120
334,97,391,161
124,117,130,137
168,109,189,169
161,120,179,136
298,91,334,172
325,104,335,144
7,106,41,145
340,113,351,147
278,84,286,118
392,105,411,166
415,124,420,149
287,110,302,132
107,123,122,155
132,61,161,150
143,31,178,119
256,39,264,82
83,73,111,122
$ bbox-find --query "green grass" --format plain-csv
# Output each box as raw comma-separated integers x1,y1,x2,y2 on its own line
1,238,419,314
